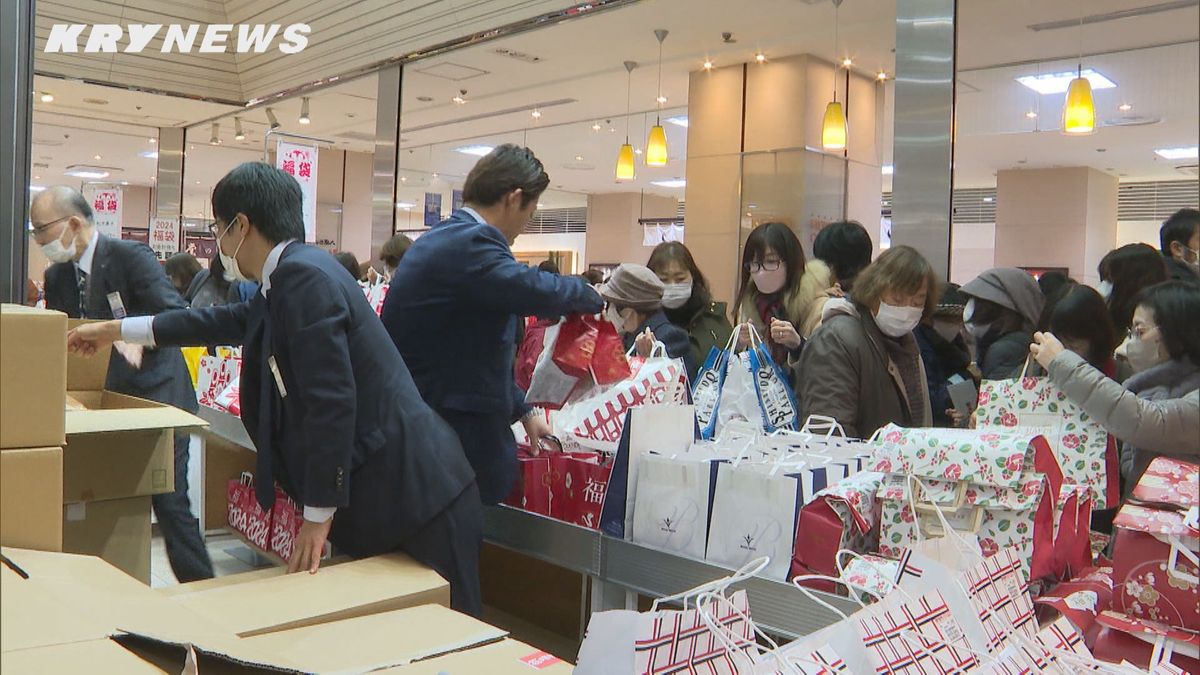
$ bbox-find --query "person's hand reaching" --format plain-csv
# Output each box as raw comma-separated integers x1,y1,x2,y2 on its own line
1030,331,1065,370
67,320,123,358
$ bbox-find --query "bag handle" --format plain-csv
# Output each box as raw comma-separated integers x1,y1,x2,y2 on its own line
650,556,770,611
693,589,785,667
905,475,985,549
1009,630,1145,675
239,471,254,487
799,415,846,439
1017,354,1033,381
1167,508,1200,584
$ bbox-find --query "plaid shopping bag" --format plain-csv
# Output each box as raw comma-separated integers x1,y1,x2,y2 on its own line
632,589,755,674
855,588,980,674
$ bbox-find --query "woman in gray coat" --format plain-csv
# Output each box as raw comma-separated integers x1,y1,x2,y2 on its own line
1030,281,1200,495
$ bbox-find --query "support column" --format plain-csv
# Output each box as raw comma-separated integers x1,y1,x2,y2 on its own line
995,167,1118,286
1,0,34,302
891,0,957,279
155,128,186,217
371,65,402,263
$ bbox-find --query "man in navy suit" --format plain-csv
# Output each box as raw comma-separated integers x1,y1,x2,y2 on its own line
68,163,483,614
33,186,213,583
382,145,603,505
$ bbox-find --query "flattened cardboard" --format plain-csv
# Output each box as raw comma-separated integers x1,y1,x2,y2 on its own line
380,639,574,674
168,553,450,637
62,496,152,584
0,447,63,551
0,305,67,449
157,556,352,597
1,638,170,674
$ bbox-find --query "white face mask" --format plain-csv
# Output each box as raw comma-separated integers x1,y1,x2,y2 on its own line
40,223,77,263
751,266,788,295
217,218,250,282
1098,280,1113,300
962,298,976,323
1125,332,1167,373
661,282,692,309
875,301,923,338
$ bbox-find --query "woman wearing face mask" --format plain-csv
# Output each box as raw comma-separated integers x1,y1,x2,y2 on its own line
646,242,733,379
796,245,937,438
598,263,696,378
914,284,973,428
959,267,1045,381
735,222,833,370
1031,281,1200,496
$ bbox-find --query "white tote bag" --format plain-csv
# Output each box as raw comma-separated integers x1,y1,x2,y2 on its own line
705,462,805,580
622,404,697,538
630,454,714,560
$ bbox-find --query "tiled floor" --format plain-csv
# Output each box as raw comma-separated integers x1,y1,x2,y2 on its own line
150,532,268,588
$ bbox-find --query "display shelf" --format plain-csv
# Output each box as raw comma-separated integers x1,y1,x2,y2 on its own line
483,506,859,640
196,404,254,450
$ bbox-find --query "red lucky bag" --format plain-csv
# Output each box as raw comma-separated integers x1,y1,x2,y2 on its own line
590,319,632,385
227,472,272,552
1092,611,1200,672
504,451,552,516
1111,504,1199,632
269,486,303,563
551,314,598,378
549,452,613,529
791,470,883,593
1053,483,1095,581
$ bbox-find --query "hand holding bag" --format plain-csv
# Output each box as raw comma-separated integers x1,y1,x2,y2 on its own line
525,322,581,409
552,314,599,378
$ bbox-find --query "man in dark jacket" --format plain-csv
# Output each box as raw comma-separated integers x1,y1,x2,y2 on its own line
67,164,483,614
33,186,213,583
1160,208,1200,283
382,145,603,505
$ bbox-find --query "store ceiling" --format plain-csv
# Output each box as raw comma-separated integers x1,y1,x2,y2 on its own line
29,0,1200,214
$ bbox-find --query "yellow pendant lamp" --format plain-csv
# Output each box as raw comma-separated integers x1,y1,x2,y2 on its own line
1062,70,1095,135
616,60,637,180
822,0,848,152
646,29,670,168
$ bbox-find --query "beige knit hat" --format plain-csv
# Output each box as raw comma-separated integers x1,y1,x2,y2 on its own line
599,263,665,311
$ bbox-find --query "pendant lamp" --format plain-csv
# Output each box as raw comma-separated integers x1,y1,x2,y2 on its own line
645,30,669,167
822,0,848,152
1062,18,1095,135
616,61,637,180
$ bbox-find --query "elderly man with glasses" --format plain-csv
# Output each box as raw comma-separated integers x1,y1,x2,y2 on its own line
30,185,214,583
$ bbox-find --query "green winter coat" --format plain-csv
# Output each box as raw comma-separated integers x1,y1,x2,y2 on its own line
665,291,734,380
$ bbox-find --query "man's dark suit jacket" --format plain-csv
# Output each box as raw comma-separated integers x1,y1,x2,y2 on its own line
381,209,603,504
149,242,475,556
44,234,197,413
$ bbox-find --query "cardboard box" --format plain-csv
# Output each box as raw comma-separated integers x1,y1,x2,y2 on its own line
0,305,67,449
202,430,256,529
1,639,170,674
156,555,352,597
168,552,451,637
63,329,208,503
62,496,152,584
382,638,574,674
0,447,63,551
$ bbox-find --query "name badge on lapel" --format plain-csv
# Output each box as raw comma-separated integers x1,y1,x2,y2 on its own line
268,355,288,398
106,292,127,319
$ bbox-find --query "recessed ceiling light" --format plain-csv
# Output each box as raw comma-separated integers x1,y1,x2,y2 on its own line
657,95,668,104
755,52,766,63
982,196,994,203
119,180,129,186
454,144,495,157
1118,103,1132,112
842,57,853,67
64,167,110,179
531,109,542,119
1025,110,1039,119
575,155,584,161
148,137,157,143
877,71,888,81
1154,146,1198,160
93,154,102,160
650,179,686,188
140,151,158,159
400,176,407,182
665,115,688,128
537,202,545,209
33,175,40,180
195,180,201,184
634,148,643,155
1016,68,1116,95
452,90,467,105
591,122,602,132
703,59,714,70
40,92,54,103
882,164,895,175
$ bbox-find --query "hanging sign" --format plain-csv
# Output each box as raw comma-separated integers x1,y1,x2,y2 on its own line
84,186,122,238
275,140,318,242
424,192,443,228
150,216,181,259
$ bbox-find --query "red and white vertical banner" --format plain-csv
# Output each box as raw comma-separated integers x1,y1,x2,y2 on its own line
150,215,181,260
83,185,122,238
275,140,318,243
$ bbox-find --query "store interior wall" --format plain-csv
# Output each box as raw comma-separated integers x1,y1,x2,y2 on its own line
585,193,678,269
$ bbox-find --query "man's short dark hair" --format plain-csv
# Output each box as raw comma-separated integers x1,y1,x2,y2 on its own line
461,144,549,208
1161,208,1200,254
812,220,873,290
212,162,305,243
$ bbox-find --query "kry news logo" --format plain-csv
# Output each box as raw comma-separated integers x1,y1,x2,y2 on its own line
44,24,311,54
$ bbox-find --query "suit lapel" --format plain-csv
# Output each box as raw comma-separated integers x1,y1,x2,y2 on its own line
87,235,111,319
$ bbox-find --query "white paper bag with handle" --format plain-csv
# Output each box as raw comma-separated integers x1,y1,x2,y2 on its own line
622,403,696,538
705,462,804,580
630,454,714,560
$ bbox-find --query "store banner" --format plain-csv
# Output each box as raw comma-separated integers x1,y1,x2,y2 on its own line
424,192,443,227
184,234,217,262
149,216,180,259
452,189,464,211
84,185,122,238
275,140,318,242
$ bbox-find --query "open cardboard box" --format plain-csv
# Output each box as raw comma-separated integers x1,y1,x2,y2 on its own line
63,333,208,503
380,638,574,674
167,553,451,637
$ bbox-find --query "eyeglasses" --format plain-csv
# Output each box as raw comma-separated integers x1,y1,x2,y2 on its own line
29,215,71,237
209,220,231,238
1128,324,1159,340
745,258,782,273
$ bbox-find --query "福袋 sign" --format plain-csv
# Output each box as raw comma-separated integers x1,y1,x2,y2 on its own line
150,216,180,259
276,141,318,243
43,24,310,54
82,186,122,238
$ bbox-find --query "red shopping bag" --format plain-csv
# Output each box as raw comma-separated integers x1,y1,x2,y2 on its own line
1092,611,1200,672
227,472,272,551
1053,484,1094,581
550,452,613,529
551,314,598,378
504,451,552,516
791,471,883,593
1033,565,1114,641
590,319,631,385
1111,504,1199,632
269,486,302,563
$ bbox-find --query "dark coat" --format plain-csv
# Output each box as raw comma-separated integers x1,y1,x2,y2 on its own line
381,209,603,504
152,243,475,556
977,329,1032,381
44,234,197,413
624,310,697,380
665,293,733,380
915,324,972,426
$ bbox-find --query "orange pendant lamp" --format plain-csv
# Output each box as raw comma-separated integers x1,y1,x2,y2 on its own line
616,61,637,180
645,29,670,168
1062,68,1095,135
